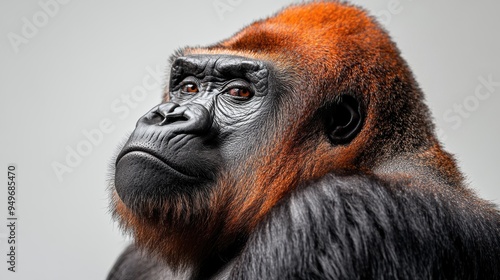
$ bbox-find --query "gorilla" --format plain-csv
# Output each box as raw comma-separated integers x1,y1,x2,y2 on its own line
107,2,500,279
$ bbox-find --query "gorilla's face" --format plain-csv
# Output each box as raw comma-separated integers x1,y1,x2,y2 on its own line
114,54,276,214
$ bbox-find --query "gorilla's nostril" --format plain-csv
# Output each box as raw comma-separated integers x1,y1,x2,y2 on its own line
140,102,212,134
157,103,179,117
159,106,188,125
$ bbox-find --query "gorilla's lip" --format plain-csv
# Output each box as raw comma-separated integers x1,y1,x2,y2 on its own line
116,147,198,179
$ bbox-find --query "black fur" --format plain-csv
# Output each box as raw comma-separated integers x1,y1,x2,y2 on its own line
230,174,500,279
109,174,500,279
107,245,182,280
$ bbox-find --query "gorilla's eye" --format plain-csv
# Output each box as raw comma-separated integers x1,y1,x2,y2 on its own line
181,83,199,94
228,87,253,99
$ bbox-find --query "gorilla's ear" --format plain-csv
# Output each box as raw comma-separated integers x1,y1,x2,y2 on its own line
325,95,363,145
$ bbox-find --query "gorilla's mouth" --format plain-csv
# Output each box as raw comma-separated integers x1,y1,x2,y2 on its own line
116,146,197,179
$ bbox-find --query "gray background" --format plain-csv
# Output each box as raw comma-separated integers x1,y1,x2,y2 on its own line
1,0,499,279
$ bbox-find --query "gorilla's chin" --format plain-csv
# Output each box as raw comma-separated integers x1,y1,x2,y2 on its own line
115,151,205,212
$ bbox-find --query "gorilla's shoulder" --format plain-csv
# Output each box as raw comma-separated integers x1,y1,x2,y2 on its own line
232,174,500,279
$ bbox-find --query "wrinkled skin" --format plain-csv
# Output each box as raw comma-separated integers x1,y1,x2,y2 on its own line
115,55,276,214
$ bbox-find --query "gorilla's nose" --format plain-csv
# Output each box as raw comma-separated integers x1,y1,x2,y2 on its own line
157,102,184,125
153,102,213,134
